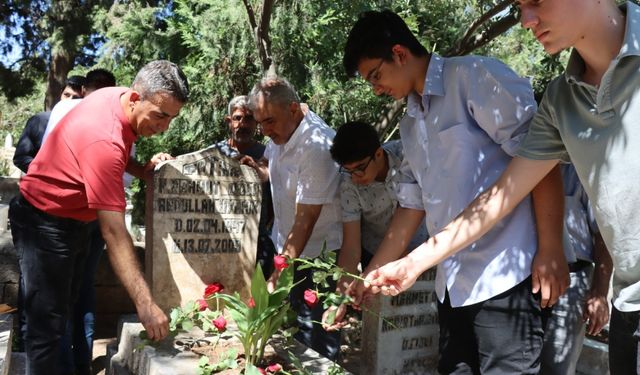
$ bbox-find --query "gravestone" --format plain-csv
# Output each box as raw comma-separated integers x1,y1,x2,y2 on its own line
361,267,439,375
146,147,261,311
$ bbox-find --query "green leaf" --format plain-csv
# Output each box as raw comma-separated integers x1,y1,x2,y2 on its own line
312,271,327,284
181,320,194,331
250,263,268,319
244,363,262,375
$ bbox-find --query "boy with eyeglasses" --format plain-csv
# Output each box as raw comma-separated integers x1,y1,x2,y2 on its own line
343,10,568,373
322,121,428,330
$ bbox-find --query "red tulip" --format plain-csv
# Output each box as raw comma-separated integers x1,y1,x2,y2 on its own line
248,297,256,308
204,282,224,298
273,255,289,271
303,289,319,309
267,363,283,373
212,315,227,333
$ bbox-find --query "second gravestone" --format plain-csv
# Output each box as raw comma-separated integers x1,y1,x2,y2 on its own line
146,147,261,311
361,267,439,375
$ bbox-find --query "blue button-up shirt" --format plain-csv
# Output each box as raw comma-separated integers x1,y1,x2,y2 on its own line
396,54,539,307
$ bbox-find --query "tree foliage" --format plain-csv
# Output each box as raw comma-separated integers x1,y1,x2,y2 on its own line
1,0,569,222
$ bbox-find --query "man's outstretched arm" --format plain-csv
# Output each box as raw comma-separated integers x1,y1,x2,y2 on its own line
366,157,560,295
530,165,569,307
97,210,168,340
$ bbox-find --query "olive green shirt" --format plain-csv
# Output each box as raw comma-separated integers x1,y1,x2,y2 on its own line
518,2,640,311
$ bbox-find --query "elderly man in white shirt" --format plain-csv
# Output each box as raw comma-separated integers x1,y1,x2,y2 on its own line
245,76,342,360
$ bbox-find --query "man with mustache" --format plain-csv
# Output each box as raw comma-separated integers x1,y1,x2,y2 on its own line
212,95,275,276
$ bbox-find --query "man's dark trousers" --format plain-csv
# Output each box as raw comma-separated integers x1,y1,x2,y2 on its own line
10,194,90,375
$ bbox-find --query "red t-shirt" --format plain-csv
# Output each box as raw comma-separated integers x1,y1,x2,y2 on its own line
21,87,137,222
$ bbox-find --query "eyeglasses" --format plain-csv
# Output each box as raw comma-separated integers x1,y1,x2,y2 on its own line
231,114,254,122
364,59,385,86
339,154,375,176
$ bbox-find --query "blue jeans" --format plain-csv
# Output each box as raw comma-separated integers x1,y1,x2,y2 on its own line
59,221,104,375
290,252,341,361
609,306,640,374
9,195,90,375
540,263,593,375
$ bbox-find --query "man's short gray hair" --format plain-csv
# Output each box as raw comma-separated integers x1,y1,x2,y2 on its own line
227,95,250,115
132,60,189,103
248,76,300,110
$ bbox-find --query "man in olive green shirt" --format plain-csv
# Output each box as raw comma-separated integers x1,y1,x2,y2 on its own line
364,1,639,373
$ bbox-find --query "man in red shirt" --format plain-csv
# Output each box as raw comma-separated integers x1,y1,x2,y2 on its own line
9,60,188,375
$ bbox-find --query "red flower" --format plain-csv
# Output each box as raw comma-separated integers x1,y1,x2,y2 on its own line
257,368,267,375
303,289,319,309
196,299,208,311
266,363,283,373
248,297,256,308
273,255,289,271
212,315,227,333
204,282,224,298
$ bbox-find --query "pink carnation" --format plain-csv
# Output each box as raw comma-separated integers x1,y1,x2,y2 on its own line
196,299,208,311
303,289,319,309
273,255,289,271
212,315,227,333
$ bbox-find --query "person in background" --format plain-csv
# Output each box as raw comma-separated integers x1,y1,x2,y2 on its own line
211,95,275,277
12,75,85,173
322,121,428,331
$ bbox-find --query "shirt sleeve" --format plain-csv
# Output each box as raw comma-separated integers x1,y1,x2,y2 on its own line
340,177,362,222
463,58,538,157
296,135,340,205
78,140,127,212
517,87,570,162
13,114,45,173
395,155,423,210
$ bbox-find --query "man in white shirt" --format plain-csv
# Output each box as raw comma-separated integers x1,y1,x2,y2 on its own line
343,10,568,374
245,76,342,360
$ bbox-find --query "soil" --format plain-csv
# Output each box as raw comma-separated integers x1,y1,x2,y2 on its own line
185,312,365,374
190,339,293,374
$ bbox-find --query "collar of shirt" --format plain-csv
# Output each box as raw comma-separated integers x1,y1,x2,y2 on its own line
565,1,640,85
407,53,446,118
280,109,317,154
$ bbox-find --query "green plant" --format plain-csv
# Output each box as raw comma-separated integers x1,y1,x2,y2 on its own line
209,263,298,368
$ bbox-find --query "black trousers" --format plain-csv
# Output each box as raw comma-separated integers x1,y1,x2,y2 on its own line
437,277,545,374
289,251,341,361
609,306,640,375
9,194,90,375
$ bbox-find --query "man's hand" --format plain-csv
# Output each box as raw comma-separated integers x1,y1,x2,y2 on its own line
137,300,169,341
149,152,174,165
322,304,348,331
266,269,281,293
239,155,269,183
531,248,569,308
143,152,174,180
583,292,609,336
365,256,420,296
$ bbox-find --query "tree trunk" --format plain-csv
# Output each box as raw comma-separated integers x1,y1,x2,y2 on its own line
45,48,74,110
242,0,275,74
